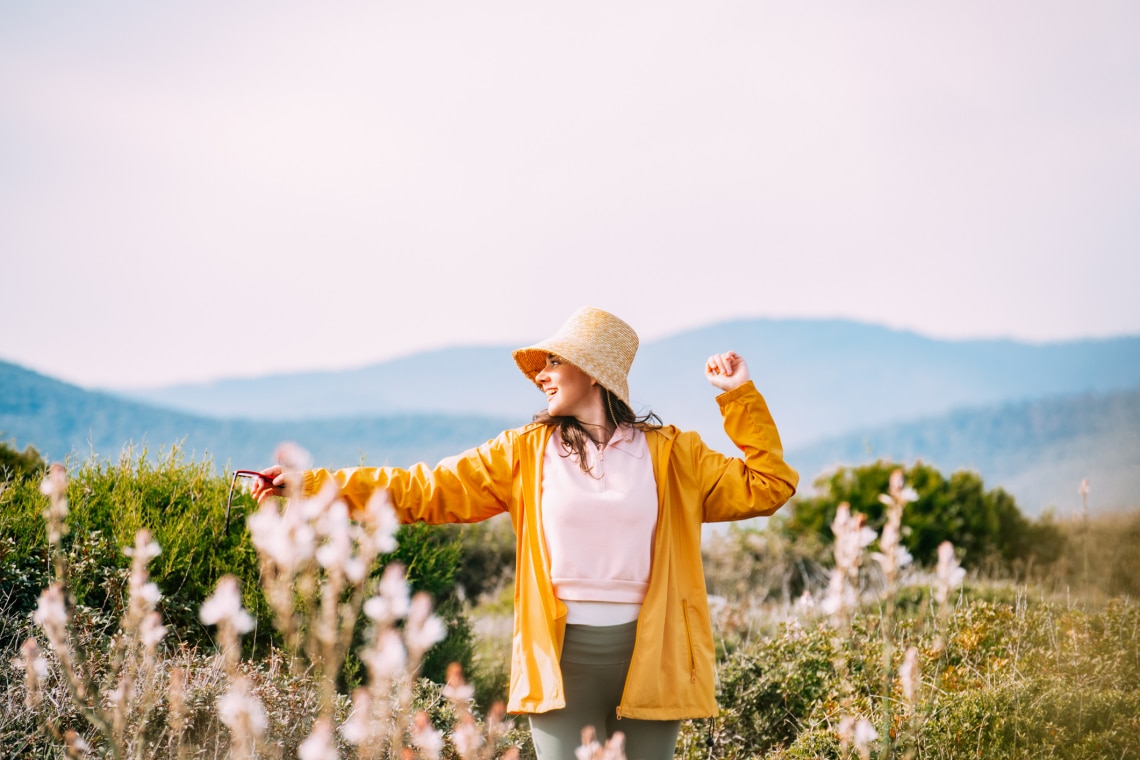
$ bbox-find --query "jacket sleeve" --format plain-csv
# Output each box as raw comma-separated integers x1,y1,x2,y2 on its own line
300,429,517,524
691,381,799,523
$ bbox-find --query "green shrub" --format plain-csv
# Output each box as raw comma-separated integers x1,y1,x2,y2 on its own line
0,437,44,483
779,460,1066,570
0,448,476,685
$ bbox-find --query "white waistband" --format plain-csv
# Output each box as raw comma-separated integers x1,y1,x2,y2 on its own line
563,600,642,626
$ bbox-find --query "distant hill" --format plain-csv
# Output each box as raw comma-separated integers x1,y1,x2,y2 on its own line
0,361,513,471
113,319,1140,451
788,387,1140,515
4,318,1139,515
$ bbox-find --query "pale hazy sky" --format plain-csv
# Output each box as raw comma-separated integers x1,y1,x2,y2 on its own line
2,1,1138,390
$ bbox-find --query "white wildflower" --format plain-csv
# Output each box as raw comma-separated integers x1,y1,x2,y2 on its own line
339,689,372,745
343,556,367,584
364,564,410,623
408,614,447,653
40,463,67,500
792,590,815,616
899,646,920,705
889,468,905,496
40,463,70,543
405,593,446,653
140,611,167,651
33,584,67,627
15,638,49,680
853,718,878,759
360,489,400,554
832,503,877,573
838,714,855,745
601,732,626,760
200,576,255,633
274,441,312,472
361,629,407,680
217,676,268,737
934,541,966,605
33,584,69,650
576,726,601,760
298,717,339,760
820,569,856,618
138,582,162,608
64,731,91,756
315,501,353,573
444,662,476,703
249,499,316,570
453,713,483,759
123,532,161,563
412,710,444,760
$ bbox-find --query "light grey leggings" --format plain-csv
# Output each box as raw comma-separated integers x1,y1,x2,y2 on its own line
528,620,682,760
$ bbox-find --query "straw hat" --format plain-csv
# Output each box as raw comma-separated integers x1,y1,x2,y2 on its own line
512,307,639,407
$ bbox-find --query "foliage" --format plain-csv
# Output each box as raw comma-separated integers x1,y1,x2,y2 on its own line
0,448,476,684
673,595,1140,760
0,437,45,483
441,516,518,602
779,460,1066,569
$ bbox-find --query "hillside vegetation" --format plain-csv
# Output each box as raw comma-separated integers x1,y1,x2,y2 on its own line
4,449,1137,758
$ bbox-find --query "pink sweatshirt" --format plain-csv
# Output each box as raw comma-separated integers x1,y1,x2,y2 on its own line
540,425,658,624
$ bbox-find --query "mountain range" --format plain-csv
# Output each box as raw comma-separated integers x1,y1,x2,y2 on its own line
3,318,1139,516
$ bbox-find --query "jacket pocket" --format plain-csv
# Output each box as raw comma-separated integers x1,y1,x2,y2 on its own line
680,599,697,683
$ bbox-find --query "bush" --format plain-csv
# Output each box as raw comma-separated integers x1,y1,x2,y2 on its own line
0,448,477,684
779,460,1065,570
675,573,1140,760
0,437,44,483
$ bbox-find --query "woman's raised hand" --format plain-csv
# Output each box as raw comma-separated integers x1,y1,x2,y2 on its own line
250,465,299,504
705,351,752,392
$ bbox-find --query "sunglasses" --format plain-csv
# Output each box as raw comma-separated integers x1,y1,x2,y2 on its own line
225,470,279,534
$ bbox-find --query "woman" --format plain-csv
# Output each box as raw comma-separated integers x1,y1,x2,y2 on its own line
252,306,798,760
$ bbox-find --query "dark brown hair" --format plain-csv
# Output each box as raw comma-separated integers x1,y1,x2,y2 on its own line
533,387,662,475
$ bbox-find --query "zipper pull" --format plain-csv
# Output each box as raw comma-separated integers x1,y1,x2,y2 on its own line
615,706,622,720
690,668,697,684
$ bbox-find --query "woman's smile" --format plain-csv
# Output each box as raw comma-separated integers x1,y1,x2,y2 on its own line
536,355,598,418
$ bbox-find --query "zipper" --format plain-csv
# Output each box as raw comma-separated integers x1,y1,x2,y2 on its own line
681,599,697,683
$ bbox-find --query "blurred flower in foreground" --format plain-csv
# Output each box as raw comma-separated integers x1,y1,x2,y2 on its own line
838,715,878,760
298,717,338,760
934,541,966,606
899,646,920,708
274,441,313,472
412,710,444,760
822,503,876,623
200,575,255,634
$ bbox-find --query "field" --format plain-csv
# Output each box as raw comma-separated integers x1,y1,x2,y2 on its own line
2,448,1138,759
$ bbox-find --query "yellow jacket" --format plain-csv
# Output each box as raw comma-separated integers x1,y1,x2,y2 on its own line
301,381,798,719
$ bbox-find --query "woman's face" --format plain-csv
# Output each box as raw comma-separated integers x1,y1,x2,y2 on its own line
535,355,599,419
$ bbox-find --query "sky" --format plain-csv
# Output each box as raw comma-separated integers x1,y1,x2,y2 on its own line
2,1,1138,390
